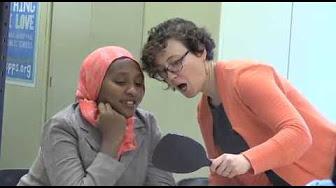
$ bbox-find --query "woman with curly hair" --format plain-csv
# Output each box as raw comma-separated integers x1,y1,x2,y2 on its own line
141,17,336,186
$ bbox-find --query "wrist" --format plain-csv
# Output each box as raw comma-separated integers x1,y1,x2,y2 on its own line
240,154,252,173
101,141,120,158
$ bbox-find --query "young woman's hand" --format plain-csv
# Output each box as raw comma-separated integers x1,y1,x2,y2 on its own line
210,153,251,178
98,102,126,158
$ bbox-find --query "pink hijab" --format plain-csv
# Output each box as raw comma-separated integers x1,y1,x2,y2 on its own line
75,46,140,158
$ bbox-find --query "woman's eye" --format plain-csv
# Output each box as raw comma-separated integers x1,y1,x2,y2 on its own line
136,82,144,87
174,59,181,65
114,81,126,85
171,59,182,67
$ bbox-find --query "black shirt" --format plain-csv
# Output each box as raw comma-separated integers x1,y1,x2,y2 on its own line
208,99,290,186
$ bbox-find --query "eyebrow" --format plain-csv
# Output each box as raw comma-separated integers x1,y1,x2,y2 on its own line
113,72,128,76
111,71,143,78
166,54,180,63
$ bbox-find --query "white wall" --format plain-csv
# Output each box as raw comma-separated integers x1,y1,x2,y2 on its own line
218,2,292,76
218,2,336,122
288,3,336,122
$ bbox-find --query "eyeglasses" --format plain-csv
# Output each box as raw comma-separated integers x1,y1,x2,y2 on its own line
153,51,189,81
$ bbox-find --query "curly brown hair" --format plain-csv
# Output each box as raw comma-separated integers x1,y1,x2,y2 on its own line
141,17,216,83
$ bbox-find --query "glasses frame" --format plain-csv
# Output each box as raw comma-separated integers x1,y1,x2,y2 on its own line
154,51,190,81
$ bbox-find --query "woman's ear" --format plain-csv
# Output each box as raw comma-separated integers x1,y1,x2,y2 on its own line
201,49,207,60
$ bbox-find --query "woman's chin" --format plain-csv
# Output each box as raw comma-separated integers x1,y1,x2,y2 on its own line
121,109,136,119
181,89,198,98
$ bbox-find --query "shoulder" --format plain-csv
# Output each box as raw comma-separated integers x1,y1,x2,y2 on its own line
42,103,81,140
135,108,156,123
135,107,161,132
215,60,277,88
216,59,274,75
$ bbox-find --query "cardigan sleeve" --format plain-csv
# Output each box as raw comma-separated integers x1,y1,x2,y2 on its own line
237,65,312,175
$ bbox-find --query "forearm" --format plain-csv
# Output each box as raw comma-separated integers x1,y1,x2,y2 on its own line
238,66,313,174
44,125,126,185
242,126,312,174
100,139,120,159
84,152,126,185
144,163,175,186
45,148,127,186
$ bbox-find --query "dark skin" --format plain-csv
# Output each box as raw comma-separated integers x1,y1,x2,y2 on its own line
97,58,145,159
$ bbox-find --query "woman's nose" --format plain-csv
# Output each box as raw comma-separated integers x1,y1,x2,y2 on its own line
126,85,138,96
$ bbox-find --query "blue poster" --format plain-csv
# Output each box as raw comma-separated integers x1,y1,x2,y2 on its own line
6,2,39,87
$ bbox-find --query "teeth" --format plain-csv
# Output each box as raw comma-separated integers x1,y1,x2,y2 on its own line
126,101,135,105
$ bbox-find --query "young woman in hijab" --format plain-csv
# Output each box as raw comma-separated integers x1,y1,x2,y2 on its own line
18,46,175,186
141,18,336,186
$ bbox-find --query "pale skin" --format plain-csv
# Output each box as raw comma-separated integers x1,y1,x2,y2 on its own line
155,39,251,178
96,58,145,159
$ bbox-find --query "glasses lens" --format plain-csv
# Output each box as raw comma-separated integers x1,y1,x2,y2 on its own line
170,61,182,72
169,51,188,73
153,71,165,81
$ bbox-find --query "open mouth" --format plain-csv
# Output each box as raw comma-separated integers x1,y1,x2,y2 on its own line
122,100,137,108
177,83,188,92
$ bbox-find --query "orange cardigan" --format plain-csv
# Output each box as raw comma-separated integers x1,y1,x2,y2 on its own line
197,60,336,186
